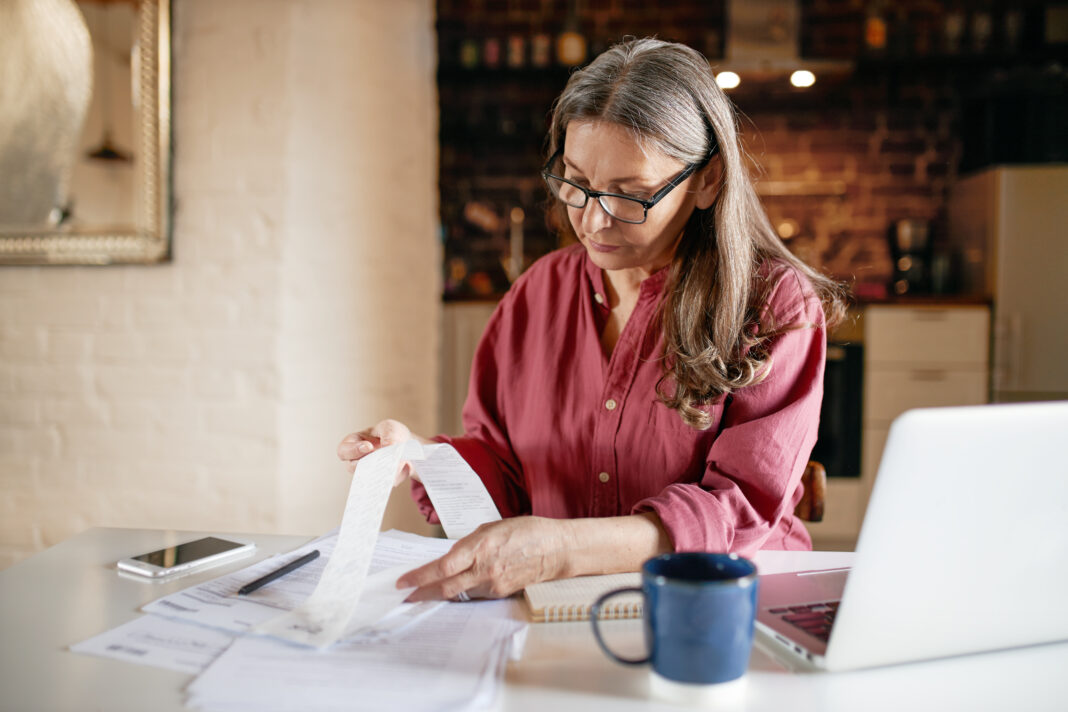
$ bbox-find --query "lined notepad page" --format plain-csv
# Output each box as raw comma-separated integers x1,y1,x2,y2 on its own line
523,573,643,623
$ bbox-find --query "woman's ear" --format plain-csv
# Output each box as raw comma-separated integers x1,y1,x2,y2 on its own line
693,160,721,210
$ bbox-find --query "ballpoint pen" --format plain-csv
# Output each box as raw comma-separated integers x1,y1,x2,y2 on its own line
238,550,320,595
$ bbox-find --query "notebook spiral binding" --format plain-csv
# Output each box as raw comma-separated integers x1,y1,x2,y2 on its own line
535,601,644,623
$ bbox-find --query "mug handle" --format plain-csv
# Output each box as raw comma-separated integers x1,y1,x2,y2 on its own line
589,587,649,665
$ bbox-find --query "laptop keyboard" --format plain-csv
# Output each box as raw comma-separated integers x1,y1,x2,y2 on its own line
769,601,840,643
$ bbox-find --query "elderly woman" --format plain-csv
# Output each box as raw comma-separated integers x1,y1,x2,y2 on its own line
338,38,845,602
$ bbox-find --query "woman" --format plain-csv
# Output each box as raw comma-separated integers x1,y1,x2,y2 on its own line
338,38,845,602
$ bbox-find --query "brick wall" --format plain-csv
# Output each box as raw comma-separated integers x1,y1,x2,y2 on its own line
0,0,440,569
437,0,1060,296
741,77,963,287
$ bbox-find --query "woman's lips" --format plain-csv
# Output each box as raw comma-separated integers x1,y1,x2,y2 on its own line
587,240,620,253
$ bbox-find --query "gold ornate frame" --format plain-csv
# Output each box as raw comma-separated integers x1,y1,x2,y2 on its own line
0,0,171,265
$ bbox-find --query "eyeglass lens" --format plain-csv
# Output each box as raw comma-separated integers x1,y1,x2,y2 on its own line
545,176,647,223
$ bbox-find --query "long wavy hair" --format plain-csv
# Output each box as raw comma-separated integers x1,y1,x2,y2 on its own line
546,38,848,429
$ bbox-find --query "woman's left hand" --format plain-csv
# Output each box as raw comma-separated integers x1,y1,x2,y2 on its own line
397,517,571,601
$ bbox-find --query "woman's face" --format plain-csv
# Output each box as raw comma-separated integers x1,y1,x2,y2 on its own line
560,120,716,279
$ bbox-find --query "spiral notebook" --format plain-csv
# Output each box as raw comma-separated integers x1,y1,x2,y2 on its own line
523,572,642,623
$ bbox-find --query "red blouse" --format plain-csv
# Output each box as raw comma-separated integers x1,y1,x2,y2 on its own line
414,244,826,555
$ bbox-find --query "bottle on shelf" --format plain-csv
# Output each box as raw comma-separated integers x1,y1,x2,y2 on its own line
483,37,501,69
556,25,587,66
531,31,552,68
459,38,479,69
943,3,965,55
1003,8,1024,54
556,0,587,67
970,3,993,53
864,0,888,56
507,33,525,69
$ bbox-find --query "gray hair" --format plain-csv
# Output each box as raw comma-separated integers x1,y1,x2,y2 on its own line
547,38,845,428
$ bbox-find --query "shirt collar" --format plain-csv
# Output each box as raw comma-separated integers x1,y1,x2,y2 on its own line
582,249,670,308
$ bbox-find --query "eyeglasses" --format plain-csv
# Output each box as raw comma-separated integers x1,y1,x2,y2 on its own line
541,147,713,225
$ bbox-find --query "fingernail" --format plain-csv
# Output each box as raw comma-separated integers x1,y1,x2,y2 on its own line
358,442,372,453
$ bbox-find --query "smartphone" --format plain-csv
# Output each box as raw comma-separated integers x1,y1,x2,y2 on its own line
117,536,255,578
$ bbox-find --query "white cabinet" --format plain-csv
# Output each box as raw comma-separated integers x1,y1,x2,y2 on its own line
807,304,990,549
862,304,990,507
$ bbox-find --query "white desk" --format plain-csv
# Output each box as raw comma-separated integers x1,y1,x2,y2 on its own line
2,528,1066,711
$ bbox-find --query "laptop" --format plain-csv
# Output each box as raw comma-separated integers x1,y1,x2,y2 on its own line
755,401,1068,671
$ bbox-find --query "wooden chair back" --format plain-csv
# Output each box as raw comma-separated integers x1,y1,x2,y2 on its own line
794,461,826,523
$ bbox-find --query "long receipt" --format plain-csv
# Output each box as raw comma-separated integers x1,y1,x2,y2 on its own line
254,440,501,648
415,442,502,539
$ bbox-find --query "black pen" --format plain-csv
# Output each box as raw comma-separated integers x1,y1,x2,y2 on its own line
238,550,320,595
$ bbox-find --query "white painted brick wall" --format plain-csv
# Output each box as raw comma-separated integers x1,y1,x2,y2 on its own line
0,0,440,569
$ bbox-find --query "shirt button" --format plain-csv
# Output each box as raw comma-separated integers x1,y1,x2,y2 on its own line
594,293,604,305
605,399,617,411
598,472,610,483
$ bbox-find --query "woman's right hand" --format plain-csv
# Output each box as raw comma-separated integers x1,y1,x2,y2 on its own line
337,419,416,485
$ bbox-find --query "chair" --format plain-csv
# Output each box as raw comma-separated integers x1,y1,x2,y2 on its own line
794,461,826,523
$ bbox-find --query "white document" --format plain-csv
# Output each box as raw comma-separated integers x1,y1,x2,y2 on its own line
144,439,500,651
415,443,502,539
143,530,452,636
254,441,425,648
143,535,332,633
252,441,499,647
70,614,235,674
187,601,525,712
75,532,459,675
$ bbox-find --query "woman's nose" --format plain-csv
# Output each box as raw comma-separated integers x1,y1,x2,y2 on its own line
580,197,612,232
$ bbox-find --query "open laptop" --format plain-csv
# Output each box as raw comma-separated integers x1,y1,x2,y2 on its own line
755,401,1068,671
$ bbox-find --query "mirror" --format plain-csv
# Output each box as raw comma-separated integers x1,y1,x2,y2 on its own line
0,0,171,265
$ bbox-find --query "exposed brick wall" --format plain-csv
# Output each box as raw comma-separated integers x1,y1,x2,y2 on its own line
437,0,1061,296
742,76,963,286
0,0,440,569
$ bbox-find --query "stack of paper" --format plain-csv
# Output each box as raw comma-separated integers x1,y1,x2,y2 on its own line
72,442,522,711
74,530,525,711
72,529,455,670
186,600,524,712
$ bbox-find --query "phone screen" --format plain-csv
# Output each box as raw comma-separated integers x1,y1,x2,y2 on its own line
132,536,244,568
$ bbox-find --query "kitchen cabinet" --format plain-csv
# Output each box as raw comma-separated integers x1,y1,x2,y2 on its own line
440,302,497,436
808,303,990,548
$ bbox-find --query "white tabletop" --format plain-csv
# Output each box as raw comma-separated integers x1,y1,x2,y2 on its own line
2,528,1066,712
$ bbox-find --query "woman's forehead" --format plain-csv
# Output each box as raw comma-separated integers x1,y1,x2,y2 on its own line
562,120,683,179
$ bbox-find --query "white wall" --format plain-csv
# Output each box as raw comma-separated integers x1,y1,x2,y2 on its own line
0,0,440,569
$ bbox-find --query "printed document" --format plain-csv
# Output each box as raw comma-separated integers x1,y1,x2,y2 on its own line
415,442,502,539
186,600,524,712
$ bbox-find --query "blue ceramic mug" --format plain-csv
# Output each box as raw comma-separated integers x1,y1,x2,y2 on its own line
590,552,758,686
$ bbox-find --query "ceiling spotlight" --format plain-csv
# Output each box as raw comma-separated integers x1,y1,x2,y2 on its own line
716,71,741,90
790,69,816,88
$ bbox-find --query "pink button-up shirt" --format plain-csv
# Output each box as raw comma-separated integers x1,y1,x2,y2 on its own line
415,244,826,555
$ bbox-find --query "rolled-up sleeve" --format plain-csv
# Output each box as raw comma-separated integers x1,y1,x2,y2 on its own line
633,272,826,556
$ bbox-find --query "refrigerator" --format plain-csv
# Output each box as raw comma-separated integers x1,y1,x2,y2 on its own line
947,165,1068,403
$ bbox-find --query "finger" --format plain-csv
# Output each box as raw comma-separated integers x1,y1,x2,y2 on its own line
406,568,485,603
337,434,376,461
395,461,413,487
401,462,422,485
370,419,407,445
396,548,473,591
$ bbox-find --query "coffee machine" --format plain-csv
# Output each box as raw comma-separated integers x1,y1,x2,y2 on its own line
888,219,931,295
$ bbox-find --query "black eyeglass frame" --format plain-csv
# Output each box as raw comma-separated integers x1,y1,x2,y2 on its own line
540,146,715,225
